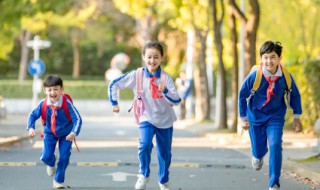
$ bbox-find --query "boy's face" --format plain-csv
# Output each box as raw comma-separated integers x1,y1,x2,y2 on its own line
142,47,163,74
44,85,64,104
261,51,281,75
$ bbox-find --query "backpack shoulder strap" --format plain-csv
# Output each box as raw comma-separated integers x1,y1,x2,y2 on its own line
41,98,48,125
280,65,292,90
136,68,144,96
251,65,262,92
62,94,72,121
160,69,166,84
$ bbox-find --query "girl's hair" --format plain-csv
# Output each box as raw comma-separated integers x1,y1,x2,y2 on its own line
260,41,283,57
43,74,63,87
142,41,164,56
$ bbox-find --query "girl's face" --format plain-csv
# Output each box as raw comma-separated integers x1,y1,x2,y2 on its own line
44,85,64,104
142,47,163,74
261,51,281,75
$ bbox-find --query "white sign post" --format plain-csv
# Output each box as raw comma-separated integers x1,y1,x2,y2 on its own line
27,35,51,109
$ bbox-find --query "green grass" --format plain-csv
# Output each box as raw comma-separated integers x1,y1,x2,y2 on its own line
0,79,134,100
297,153,320,163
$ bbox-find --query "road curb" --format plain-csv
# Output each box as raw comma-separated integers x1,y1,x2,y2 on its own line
0,134,29,147
283,159,320,182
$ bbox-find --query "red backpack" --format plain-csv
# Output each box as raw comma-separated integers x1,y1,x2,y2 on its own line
41,94,73,125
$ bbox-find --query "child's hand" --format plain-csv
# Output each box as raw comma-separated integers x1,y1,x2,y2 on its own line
112,105,120,113
158,84,166,92
28,128,35,138
293,119,303,132
241,121,250,130
66,133,75,141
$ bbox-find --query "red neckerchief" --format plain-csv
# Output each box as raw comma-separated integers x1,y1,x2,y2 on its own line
49,105,61,136
149,76,163,99
259,74,280,108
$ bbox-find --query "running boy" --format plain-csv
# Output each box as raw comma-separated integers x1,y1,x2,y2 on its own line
27,74,82,189
238,41,303,190
108,41,181,190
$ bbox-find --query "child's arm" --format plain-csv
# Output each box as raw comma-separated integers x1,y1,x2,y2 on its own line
289,75,303,132
67,102,82,137
238,72,255,121
161,75,181,106
27,101,43,138
108,70,136,109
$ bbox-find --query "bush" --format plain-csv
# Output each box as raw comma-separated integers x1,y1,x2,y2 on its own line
0,79,134,100
285,59,320,133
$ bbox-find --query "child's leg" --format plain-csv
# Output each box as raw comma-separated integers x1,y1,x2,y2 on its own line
138,122,156,178
155,126,173,184
40,133,58,167
249,124,268,160
266,125,283,188
54,138,72,183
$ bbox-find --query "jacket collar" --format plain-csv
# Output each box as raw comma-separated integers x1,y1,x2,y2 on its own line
46,95,63,107
144,66,161,78
262,65,283,77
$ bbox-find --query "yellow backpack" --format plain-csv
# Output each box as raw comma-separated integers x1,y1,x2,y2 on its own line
249,64,292,108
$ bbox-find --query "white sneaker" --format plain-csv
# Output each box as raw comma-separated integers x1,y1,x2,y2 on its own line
53,180,64,189
158,182,170,190
269,185,280,190
46,165,56,177
252,157,264,170
135,174,149,190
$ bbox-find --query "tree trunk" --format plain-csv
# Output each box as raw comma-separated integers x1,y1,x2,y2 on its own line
135,16,160,66
193,31,210,121
228,0,260,75
72,36,80,79
18,30,32,81
228,4,239,132
211,0,227,129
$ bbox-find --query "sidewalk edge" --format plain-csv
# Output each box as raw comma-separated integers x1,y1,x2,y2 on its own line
283,159,320,182
0,134,29,147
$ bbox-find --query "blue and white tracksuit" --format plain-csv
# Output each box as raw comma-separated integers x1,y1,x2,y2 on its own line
238,66,302,188
27,96,82,183
108,67,181,184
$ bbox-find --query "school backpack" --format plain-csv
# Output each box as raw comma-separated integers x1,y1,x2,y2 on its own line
129,67,166,124
40,93,73,126
249,64,292,108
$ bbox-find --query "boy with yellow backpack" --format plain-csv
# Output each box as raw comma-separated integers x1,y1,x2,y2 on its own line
238,41,303,190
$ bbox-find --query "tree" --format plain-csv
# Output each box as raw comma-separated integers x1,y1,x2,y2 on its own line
227,0,238,132
113,0,176,48
211,0,227,129
168,0,211,121
0,0,78,80
228,0,260,75
258,0,320,62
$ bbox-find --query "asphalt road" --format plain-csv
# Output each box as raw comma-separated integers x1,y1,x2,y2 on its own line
0,115,315,190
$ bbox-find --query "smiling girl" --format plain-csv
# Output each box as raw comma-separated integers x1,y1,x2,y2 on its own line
108,41,181,190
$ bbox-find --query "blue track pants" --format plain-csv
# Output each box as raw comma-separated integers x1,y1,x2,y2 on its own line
138,121,173,184
249,124,283,188
40,133,72,183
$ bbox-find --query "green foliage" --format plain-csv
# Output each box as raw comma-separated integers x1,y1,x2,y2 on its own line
285,59,320,132
259,0,320,62
0,79,134,100
0,34,142,77
0,0,74,59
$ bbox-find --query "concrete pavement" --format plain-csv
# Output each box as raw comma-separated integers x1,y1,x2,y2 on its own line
176,119,320,186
